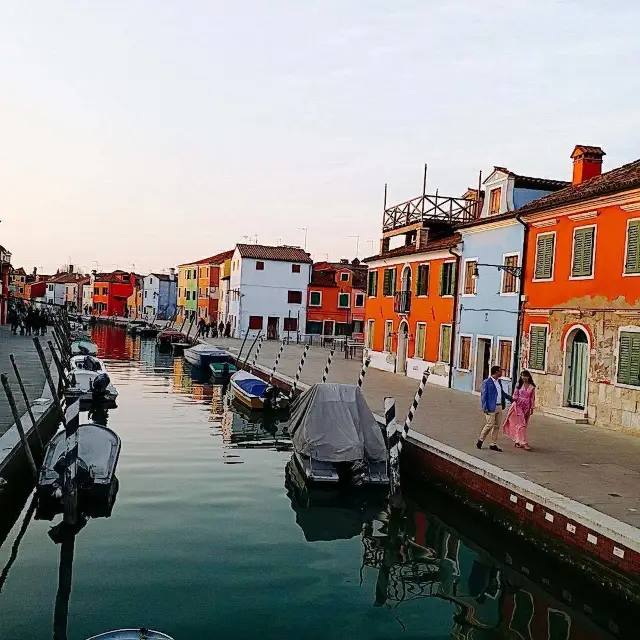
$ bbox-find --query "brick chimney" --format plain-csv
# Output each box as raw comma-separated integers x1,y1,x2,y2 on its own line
571,145,605,186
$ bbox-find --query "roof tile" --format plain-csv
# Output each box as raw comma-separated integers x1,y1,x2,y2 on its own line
236,244,312,263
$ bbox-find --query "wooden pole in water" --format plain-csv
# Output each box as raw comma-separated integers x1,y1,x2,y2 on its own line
251,336,264,370
242,331,262,370
269,340,286,385
9,354,44,449
290,343,310,398
321,348,335,383
179,316,187,333
185,317,195,340
48,341,70,389
0,374,38,479
237,329,251,363
357,357,371,388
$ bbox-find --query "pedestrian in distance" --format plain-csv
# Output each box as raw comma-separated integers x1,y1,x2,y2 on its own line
477,365,511,452
502,370,536,451
218,321,224,337
224,321,231,338
197,317,206,338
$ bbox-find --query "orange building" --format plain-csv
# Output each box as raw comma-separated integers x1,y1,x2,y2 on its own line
92,270,137,317
10,267,27,298
196,250,234,322
364,184,477,385
520,146,640,431
306,259,368,337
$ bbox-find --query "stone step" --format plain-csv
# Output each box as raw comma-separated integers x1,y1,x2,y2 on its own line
543,405,589,424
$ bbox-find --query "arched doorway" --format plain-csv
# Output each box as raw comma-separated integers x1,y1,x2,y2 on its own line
564,327,589,409
397,321,409,375
401,265,412,292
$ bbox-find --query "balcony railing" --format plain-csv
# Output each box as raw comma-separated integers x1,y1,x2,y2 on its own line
383,193,478,232
394,290,411,313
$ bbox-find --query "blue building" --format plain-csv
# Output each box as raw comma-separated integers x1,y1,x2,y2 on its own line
452,167,568,394
143,271,178,320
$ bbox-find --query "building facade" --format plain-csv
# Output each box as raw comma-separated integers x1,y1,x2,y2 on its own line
91,270,136,316
452,168,568,393
305,259,368,337
195,250,233,322
520,146,640,432
227,244,312,339
143,271,177,320
10,267,27,298
177,263,198,321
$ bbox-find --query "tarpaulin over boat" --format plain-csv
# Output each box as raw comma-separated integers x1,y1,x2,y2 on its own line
289,383,387,463
235,376,268,397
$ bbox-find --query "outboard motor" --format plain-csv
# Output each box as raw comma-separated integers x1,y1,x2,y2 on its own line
263,384,279,410
91,372,111,400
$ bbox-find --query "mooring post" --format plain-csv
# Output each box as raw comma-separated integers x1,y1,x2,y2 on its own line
357,357,371,388
290,343,310,398
9,354,44,450
269,340,286,385
48,341,70,389
185,317,195,341
33,337,66,423
321,348,335,383
384,397,401,495
179,316,187,333
398,369,430,454
251,336,264,369
0,374,38,480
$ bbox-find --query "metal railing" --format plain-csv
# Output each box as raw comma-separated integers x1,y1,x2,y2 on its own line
394,290,411,313
383,193,478,232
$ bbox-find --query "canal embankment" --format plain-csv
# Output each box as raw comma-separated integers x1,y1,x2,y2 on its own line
203,336,640,589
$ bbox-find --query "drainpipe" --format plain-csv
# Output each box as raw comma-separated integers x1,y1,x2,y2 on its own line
514,213,528,393
448,244,462,389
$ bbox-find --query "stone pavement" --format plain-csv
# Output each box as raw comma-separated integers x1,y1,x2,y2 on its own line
204,336,640,528
0,326,52,435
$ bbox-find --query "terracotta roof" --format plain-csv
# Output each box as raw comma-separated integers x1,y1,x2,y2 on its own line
310,270,337,287
148,272,174,281
93,271,134,284
571,145,605,158
518,158,640,216
236,244,312,263
195,249,234,265
12,267,26,275
50,273,86,284
364,233,461,262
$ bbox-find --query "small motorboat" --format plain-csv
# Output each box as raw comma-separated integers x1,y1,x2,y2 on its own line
209,360,238,382
183,343,231,368
156,328,184,347
86,629,173,640
70,354,106,373
136,325,159,338
289,383,389,487
65,369,118,408
229,370,290,410
126,320,148,336
71,337,98,356
37,423,121,517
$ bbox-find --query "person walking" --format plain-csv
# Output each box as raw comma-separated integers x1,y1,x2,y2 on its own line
218,321,224,337
224,321,231,338
477,365,510,451
502,370,536,451
197,317,206,338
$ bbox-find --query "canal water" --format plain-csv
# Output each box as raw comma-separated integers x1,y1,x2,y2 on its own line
0,326,633,639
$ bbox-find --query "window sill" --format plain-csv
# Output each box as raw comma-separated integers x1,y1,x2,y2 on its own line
457,367,471,373
440,294,454,299
614,381,640,391
461,293,477,298
528,367,547,375
568,275,595,281
499,292,518,297
622,272,640,277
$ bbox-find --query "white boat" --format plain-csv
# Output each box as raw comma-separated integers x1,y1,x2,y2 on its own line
70,337,98,356
70,354,106,373
65,369,118,408
86,630,173,640
289,383,389,486
183,343,232,368
229,370,289,410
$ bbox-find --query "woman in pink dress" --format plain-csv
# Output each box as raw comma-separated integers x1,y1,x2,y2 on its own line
502,370,536,450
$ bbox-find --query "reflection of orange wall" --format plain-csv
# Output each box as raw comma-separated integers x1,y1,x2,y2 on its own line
92,325,128,359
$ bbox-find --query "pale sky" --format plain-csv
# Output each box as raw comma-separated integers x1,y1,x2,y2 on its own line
1,1,638,275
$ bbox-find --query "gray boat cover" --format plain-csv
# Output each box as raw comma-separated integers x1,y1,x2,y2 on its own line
290,383,387,463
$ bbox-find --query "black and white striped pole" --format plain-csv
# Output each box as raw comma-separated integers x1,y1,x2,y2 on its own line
357,357,371,388
290,344,310,398
321,348,335,383
251,336,264,369
399,369,430,453
269,340,286,385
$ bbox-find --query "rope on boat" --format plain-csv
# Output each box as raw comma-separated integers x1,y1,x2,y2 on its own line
269,340,286,384
290,344,310,398
357,357,371,388
321,348,334,383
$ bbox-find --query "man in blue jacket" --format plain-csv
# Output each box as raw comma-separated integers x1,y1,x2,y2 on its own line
477,365,510,451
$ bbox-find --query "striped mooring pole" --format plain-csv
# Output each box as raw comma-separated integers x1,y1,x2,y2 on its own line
290,344,310,398
269,340,286,384
357,357,371,388
321,348,335,383
251,336,264,369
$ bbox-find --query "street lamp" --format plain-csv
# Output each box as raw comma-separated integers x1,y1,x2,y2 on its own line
472,262,522,279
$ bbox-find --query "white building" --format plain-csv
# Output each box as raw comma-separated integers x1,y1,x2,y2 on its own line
227,244,312,339
46,274,70,306
82,283,93,312
142,270,177,320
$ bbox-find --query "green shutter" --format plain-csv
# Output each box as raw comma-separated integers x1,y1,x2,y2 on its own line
535,234,555,279
441,325,451,361
383,269,391,296
391,268,396,294
450,262,457,295
625,222,640,274
618,332,640,387
416,266,422,296
528,326,547,370
572,227,595,277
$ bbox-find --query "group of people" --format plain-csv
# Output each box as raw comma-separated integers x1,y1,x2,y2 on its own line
478,366,536,451
195,318,232,339
7,304,50,337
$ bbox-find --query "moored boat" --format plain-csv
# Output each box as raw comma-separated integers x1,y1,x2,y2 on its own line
86,630,173,640
229,370,290,410
70,354,106,373
209,360,238,381
70,337,98,356
156,328,184,347
65,369,118,408
183,343,231,368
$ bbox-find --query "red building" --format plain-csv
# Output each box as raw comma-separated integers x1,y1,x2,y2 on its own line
305,259,368,337
91,270,137,317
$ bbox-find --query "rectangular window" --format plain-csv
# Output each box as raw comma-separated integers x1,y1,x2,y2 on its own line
94,287,99,296
383,268,396,296
102,287,108,295
283,317,298,332
256,261,264,271
384,320,393,352
463,260,477,295
439,324,452,362
571,226,596,278
624,220,640,275
367,271,378,296
292,264,301,273
528,326,548,371
416,264,429,296
287,290,302,304
415,323,426,359
354,293,364,307
459,336,471,370
309,291,322,306
502,255,519,294
617,331,640,387
534,233,555,280
366,319,374,349
489,187,502,215
439,262,456,296
498,339,513,377
340,272,349,282
248,315,263,330
338,293,350,308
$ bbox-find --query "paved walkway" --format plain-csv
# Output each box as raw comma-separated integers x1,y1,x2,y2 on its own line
203,336,640,528
0,326,52,435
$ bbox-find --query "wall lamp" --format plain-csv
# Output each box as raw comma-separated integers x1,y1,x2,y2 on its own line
472,263,522,279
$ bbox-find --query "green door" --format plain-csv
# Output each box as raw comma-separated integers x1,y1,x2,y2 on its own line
568,331,588,409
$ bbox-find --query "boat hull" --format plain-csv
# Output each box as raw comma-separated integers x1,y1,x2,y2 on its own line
293,451,389,487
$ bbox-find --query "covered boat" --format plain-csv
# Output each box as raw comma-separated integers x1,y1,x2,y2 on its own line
37,423,121,516
209,359,238,381
70,354,106,373
65,369,118,408
229,370,289,410
156,328,185,347
86,630,173,640
70,337,98,356
289,383,389,486
183,343,231,368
